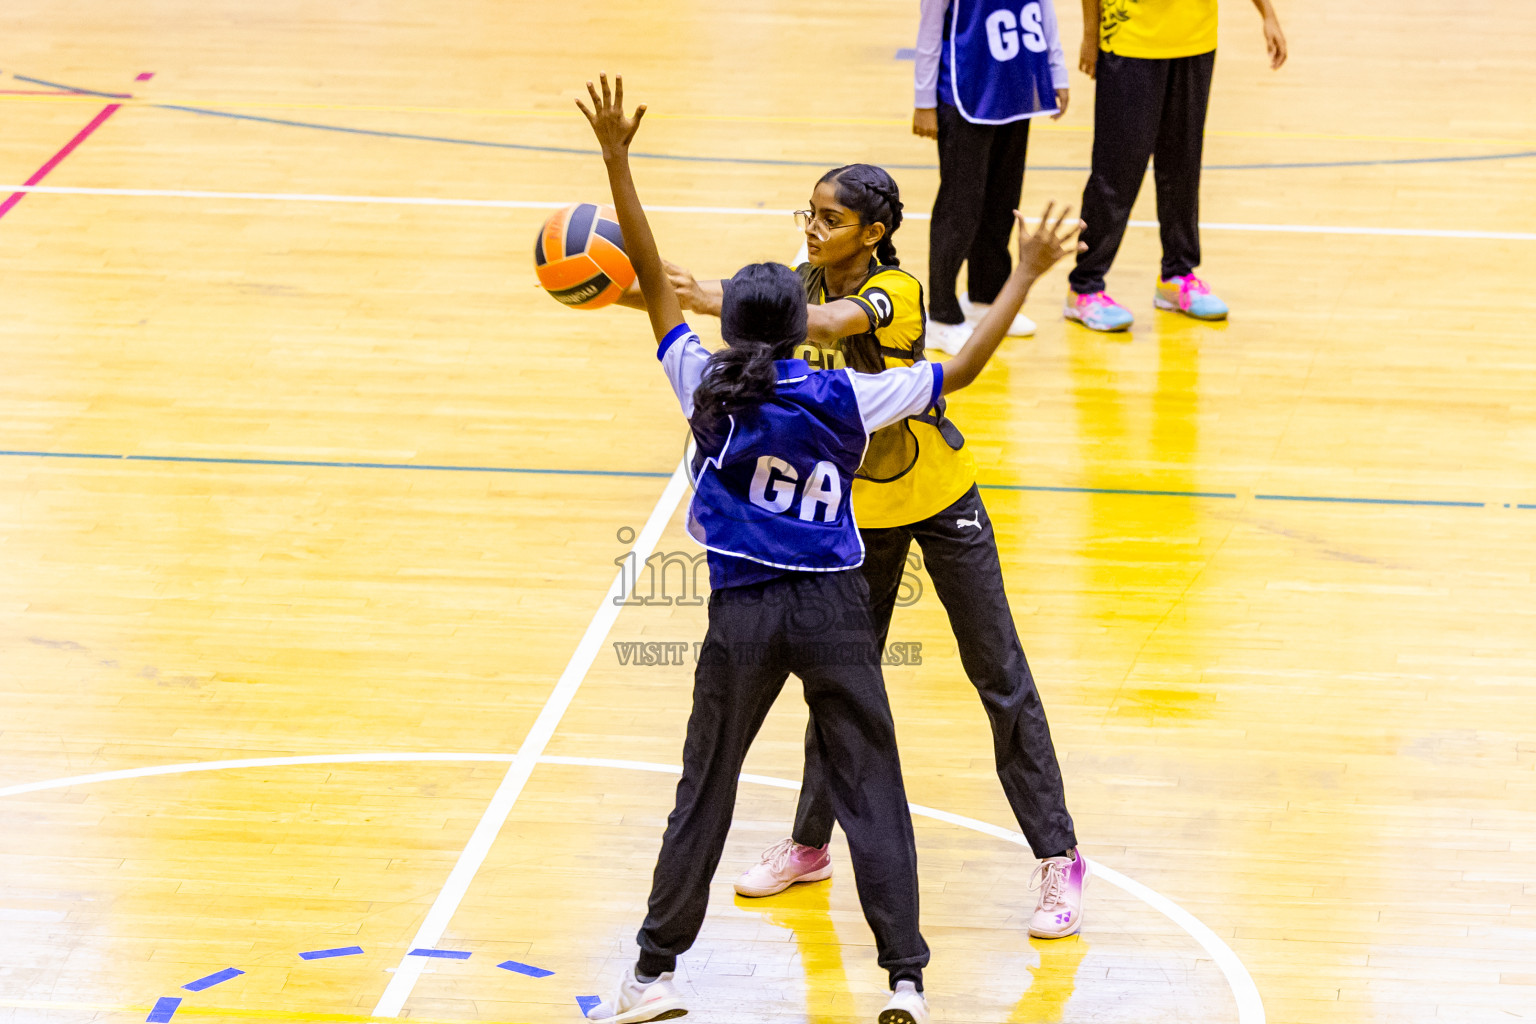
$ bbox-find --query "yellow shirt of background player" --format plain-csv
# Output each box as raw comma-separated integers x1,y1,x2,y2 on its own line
1100,0,1218,59
796,260,977,529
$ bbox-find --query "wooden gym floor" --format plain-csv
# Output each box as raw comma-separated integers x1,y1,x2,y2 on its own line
1,1,1533,1022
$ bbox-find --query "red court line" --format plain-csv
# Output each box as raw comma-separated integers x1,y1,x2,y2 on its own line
0,102,123,222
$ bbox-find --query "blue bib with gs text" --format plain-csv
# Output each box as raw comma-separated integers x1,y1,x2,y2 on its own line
941,0,1058,124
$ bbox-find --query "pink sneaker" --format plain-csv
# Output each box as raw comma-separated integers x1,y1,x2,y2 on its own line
1028,850,1088,938
1063,291,1134,332
1154,274,1228,320
733,838,832,898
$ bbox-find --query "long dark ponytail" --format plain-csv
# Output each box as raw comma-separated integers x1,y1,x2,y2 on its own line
819,163,904,267
691,262,808,430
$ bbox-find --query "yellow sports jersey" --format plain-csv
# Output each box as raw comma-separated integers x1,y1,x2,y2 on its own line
796,260,977,529
1100,0,1218,59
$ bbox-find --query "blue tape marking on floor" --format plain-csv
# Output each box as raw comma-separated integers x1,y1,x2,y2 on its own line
895,48,916,60
981,483,1238,499
1255,494,1484,508
181,967,244,991
1518,504,1536,509
299,946,364,959
409,947,472,959
146,996,182,1023
497,959,555,978
576,995,602,1014
11,73,133,98
0,449,671,479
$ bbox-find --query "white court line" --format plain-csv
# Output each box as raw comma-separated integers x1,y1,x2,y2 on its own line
370,459,691,1017
0,752,1264,1024
4,183,1533,240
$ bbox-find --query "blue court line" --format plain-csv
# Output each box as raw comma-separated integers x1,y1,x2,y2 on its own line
1255,493,1485,508
0,449,671,479
1520,504,1536,510
981,483,1238,499
498,959,555,978
299,945,364,959
576,996,602,1015
12,73,133,99
409,947,472,959
181,967,243,992
4,448,1517,507
146,996,182,1023
895,48,916,60
15,71,1536,174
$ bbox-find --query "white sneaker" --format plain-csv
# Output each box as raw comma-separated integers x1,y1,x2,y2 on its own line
733,837,832,898
878,980,929,1024
583,966,688,1023
1028,849,1089,939
960,295,1036,337
926,319,973,355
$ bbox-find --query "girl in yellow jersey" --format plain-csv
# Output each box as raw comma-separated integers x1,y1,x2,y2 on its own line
664,165,1088,939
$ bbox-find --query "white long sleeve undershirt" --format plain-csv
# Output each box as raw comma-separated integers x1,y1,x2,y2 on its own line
915,0,1070,108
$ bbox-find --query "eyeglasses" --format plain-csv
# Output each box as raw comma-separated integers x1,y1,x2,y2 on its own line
793,209,863,241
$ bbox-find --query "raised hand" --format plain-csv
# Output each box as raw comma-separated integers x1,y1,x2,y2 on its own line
575,72,647,161
1015,202,1086,279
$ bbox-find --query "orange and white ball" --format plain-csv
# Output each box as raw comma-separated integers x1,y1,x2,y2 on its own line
534,203,634,309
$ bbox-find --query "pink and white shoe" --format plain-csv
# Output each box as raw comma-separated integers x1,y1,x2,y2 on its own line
1154,274,1229,320
583,966,688,1023
1028,850,1088,938
1064,290,1134,332
733,838,832,898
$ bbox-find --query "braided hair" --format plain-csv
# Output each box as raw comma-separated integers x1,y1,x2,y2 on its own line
818,164,904,267
691,263,807,431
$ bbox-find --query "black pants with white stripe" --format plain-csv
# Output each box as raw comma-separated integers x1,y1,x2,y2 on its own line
791,485,1078,859
636,569,930,989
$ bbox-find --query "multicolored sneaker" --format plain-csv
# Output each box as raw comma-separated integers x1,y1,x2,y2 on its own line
583,965,688,1023
1063,291,1134,332
1154,274,1229,320
733,838,832,898
878,980,930,1024
1028,850,1088,939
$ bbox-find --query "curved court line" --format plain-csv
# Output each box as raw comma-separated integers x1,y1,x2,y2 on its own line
138,103,1536,173
1,751,1264,1024
11,72,1536,174
373,460,690,1017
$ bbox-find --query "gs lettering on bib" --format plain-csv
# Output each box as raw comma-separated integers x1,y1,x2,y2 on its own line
946,0,1058,124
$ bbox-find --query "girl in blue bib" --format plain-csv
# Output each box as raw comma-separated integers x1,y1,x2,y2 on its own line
914,0,1071,354
575,73,1082,1024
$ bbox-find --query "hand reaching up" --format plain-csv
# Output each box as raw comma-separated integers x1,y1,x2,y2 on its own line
576,72,646,161
1016,202,1086,279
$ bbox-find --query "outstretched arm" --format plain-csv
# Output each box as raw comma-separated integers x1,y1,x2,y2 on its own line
637,261,869,343
940,203,1083,394
576,73,683,344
